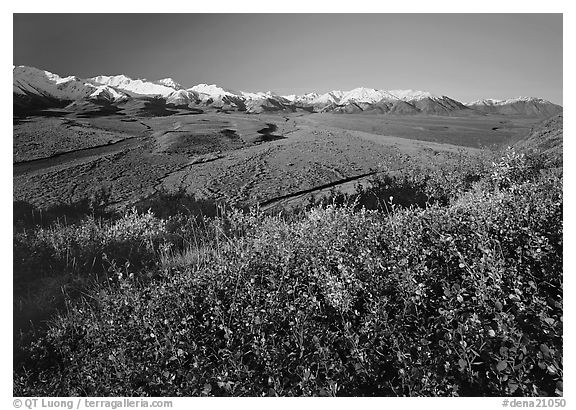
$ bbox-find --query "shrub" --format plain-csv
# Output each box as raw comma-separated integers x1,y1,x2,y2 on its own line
15,167,562,396
14,146,562,397
14,209,168,282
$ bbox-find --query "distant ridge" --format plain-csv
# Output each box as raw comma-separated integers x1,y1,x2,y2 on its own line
465,97,562,117
13,65,563,118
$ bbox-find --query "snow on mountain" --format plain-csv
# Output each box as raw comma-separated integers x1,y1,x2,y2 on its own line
465,97,562,117
389,89,438,101
13,66,562,117
13,66,128,103
241,90,283,101
466,98,501,106
14,66,86,99
55,75,81,84
186,84,249,110
282,94,297,102
241,91,265,100
466,97,555,106
156,78,183,90
189,84,240,98
165,89,200,106
285,89,439,106
244,97,291,113
281,92,335,106
291,89,439,106
90,74,177,97
89,85,129,103
310,91,345,105
339,87,397,104
294,93,319,103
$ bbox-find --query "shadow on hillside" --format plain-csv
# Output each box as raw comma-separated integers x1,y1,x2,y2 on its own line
256,123,285,142
14,186,114,229
134,188,240,220
299,172,443,215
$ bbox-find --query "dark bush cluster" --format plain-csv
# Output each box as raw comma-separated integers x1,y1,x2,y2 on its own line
306,149,492,213
14,149,562,397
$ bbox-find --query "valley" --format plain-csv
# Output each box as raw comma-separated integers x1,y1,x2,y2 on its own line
13,108,542,212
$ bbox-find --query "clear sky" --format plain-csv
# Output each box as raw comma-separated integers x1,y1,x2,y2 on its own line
13,13,562,104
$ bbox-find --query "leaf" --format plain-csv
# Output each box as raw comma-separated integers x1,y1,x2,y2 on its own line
540,343,550,356
458,358,467,370
538,360,547,370
496,360,508,372
203,383,212,394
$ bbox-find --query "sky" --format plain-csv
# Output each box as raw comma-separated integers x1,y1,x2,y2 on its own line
13,13,563,104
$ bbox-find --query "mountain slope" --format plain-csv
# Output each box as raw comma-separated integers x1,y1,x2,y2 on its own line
165,90,201,107
466,97,562,117
13,66,130,114
410,96,470,115
13,65,562,118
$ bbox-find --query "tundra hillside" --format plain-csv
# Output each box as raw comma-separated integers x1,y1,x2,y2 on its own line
14,116,562,396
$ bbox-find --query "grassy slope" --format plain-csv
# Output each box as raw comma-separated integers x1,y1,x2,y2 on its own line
514,115,563,166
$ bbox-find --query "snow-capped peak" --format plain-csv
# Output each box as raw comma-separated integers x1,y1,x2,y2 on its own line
466,97,554,106
14,65,560,116
389,89,438,101
156,78,183,90
278,92,319,103
13,66,66,94
466,98,507,106
89,85,130,103
340,87,397,104
90,74,177,97
309,91,344,105
91,74,131,84
13,66,128,102
241,90,280,100
298,92,319,100
189,83,240,98
55,75,82,85
166,89,200,106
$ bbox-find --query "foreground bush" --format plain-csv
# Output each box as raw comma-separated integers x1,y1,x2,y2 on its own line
14,164,562,396
13,209,174,365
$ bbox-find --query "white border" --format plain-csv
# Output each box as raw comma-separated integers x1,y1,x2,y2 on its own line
3,3,573,409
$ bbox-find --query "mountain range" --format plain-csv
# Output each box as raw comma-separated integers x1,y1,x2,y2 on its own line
13,66,563,118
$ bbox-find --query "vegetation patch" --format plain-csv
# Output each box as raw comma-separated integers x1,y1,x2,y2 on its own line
14,148,562,397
